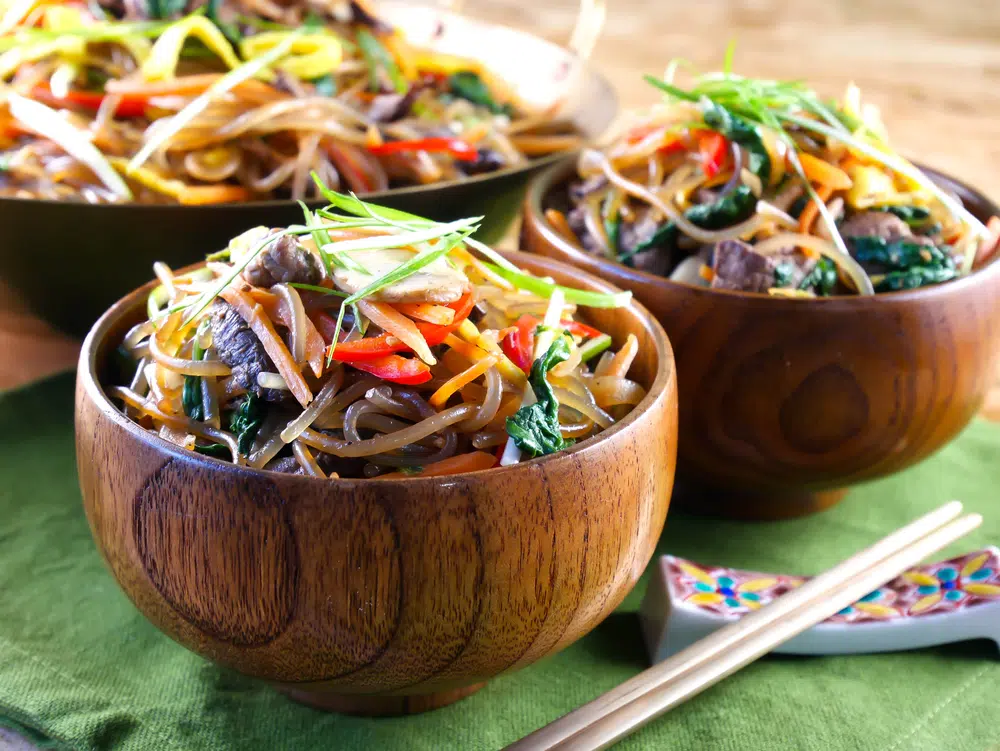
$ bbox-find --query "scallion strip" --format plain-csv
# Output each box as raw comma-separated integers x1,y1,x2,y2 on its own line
356,28,406,93
481,262,632,309
579,334,612,363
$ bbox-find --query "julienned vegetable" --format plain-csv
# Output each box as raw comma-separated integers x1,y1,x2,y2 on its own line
110,177,642,479
557,57,1000,297
0,0,582,203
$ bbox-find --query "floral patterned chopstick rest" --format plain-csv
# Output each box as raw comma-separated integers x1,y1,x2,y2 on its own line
640,548,1000,661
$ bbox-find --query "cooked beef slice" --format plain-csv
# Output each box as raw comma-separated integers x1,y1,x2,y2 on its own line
710,240,777,293
242,233,324,288
209,301,285,402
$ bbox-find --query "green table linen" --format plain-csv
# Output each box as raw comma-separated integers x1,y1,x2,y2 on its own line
1,373,998,751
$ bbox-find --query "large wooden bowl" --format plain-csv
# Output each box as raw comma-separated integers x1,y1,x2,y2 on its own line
522,159,1000,520
75,251,677,715
2,3,617,338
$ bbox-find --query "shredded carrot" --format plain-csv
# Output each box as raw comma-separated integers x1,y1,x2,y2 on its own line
797,153,853,190
357,299,434,364
429,354,498,409
444,332,489,362
698,264,714,283
451,326,527,388
378,451,497,479
219,287,314,406
544,208,578,243
249,288,325,377
105,74,283,103
177,184,254,205
394,302,455,325
486,394,522,430
799,184,835,235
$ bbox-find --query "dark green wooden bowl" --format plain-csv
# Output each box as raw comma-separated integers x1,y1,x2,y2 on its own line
0,3,617,337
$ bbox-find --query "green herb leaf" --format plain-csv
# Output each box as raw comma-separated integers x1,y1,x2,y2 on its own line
506,336,574,458
230,392,265,455
481,262,631,308
578,333,612,363
448,71,512,115
773,262,795,288
874,263,958,292
182,324,207,421
288,282,347,296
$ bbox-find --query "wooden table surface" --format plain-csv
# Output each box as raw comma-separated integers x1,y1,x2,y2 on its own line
9,0,999,416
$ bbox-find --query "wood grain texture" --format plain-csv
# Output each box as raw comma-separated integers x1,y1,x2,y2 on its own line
74,251,677,714
522,161,1000,519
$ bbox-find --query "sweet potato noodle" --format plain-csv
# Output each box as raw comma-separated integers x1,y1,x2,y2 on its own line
554,62,1000,296
0,0,581,204
110,180,643,478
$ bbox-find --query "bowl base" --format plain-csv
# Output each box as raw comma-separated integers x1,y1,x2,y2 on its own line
277,682,486,716
674,476,848,521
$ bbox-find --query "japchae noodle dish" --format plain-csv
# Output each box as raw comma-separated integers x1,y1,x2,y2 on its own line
111,177,641,478
0,0,579,203
553,60,1000,296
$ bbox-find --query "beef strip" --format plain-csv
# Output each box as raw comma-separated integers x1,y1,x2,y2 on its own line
568,176,608,202
242,232,324,288
566,204,602,255
368,89,420,123
209,301,286,402
710,240,777,293
458,148,507,176
617,215,674,276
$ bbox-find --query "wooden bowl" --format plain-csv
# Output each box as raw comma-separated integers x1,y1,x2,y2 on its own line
522,159,1000,520
1,3,618,338
75,251,677,715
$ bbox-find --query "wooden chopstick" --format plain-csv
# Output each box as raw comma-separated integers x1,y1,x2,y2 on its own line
508,501,978,751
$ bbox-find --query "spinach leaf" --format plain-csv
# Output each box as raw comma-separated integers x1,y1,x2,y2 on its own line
773,262,795,288
619,185,757,265
506,336,574,458
851,236,947,270
870,205,932,227
182,377,204,421
701,101,770,184
206,0,242,43
230,392,266,455
798,257,837,296
875,263,958,292
194,443,231,459
448,71,513,116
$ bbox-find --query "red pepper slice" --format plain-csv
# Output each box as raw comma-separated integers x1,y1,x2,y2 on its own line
367,137,478,162
501,327,533,374
415,290,475,346
694,129,728,179
31,83,148,118
492,441,507,468
348,355,432,385
322,291,476,363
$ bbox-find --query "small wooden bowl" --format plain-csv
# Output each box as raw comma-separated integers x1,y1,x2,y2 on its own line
75,251,677,716
522,160,1000,520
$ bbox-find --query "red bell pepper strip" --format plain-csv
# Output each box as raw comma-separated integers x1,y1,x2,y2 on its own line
31,83,148,118
501,327,532,374
322,291,476,362
367,137,478,162
348,355,432,385
694,129,728,179
414,290,475,345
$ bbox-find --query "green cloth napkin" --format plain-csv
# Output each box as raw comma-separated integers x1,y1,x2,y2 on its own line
1,373,999,751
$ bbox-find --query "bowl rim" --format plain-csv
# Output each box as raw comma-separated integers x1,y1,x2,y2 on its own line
6,5,619,214
78,249,674,485
525,157,1000,305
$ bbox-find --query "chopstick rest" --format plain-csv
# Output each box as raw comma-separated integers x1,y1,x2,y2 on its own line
641,547,1000,661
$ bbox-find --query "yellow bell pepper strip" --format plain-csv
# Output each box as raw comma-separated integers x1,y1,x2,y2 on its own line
142,15,241,81
109,157,251,204
0,36,84,79
239,31,343,82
